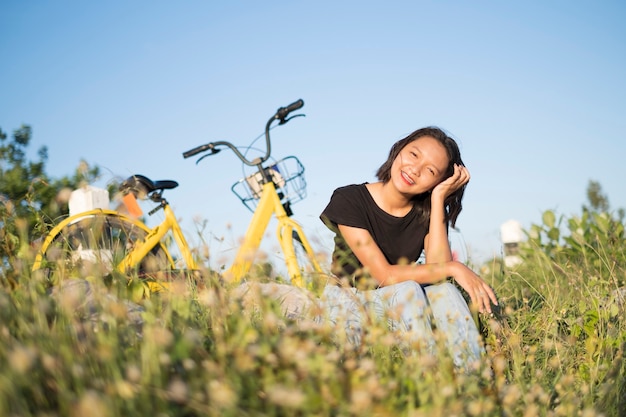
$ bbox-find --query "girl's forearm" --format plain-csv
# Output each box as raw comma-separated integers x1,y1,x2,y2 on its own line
425,195,452,263
377,261,456,286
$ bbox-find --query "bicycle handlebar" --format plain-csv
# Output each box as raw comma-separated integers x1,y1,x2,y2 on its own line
182,143,218,159
275,99,304,124
182,99,305,167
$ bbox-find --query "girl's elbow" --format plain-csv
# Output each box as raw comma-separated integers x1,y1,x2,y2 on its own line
368,264,396,285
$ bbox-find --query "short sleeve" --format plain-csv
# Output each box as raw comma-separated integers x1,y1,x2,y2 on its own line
320,184,370,231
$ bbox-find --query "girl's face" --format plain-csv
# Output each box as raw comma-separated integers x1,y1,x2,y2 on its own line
390,136,449,195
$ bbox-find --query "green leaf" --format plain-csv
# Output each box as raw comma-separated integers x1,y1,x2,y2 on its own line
583,309,599,338
547,227,560,242
543,210,556,228
593,213,610,234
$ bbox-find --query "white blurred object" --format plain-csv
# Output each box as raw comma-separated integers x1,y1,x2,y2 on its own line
501,219,523,267
244,166,285,199
69,185,110,216
71,248,114,275
68,186,113,271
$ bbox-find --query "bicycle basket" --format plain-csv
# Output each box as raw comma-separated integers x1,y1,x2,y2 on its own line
231,156,307,212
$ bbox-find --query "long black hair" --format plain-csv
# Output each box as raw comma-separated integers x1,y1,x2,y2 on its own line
375,126,466,228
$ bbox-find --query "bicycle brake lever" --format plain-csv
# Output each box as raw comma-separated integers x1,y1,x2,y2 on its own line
278,113,306,125
195,148,221,164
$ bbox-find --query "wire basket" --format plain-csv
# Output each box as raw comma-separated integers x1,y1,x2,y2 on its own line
231,155,307,212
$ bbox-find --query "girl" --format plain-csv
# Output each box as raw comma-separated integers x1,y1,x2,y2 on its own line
319,126,497,370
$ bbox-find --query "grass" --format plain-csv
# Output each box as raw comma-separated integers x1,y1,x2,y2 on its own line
1,211,625,416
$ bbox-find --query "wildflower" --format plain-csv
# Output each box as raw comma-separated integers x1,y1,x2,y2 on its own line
72,363,85,378
500,384,522,407
125,364,142,383
548,355,561,370
207,379,237,409
8,345,37,374
41,353,58,373
56,187,73,204
197,287,219,308
151,326,174,348
159,352,172,366
349,388,372,414
523,403,539,417
201,243,210,260
72,390,111,417
267,385,305,409
167,378,188,404
183,358,196,371
116,380,135,399
441,384,455,398
491,354,507,374
277,338,298,360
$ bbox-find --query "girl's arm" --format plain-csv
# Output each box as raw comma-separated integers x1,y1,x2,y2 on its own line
424,164,469,264
338,224,497,313
338,224,450,286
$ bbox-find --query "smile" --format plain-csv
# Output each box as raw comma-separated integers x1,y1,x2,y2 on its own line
401,171,415,185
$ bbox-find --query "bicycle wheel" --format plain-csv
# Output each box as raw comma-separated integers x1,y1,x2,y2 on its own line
33,211,173,285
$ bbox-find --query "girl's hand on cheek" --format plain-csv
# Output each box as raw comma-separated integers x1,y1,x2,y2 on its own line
456,164,470,186
433,165,470,199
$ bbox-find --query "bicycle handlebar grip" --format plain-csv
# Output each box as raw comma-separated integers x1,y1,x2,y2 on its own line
285,98,304,112
276,99,304,120
182,144,211,158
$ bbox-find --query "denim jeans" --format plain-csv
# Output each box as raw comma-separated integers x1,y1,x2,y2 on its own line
317,281,483,370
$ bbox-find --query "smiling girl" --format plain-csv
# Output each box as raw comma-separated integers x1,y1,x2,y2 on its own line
319,126,497,370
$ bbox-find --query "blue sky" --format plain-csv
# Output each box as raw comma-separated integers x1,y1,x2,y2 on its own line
1,1,625,271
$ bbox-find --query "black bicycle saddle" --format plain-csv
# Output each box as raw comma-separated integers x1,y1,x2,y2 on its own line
120,174,178,196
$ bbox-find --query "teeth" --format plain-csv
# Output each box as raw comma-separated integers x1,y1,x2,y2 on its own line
402,171,414,184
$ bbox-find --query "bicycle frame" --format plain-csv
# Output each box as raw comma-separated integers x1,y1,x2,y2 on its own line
117,203,198,273
225,180,322,287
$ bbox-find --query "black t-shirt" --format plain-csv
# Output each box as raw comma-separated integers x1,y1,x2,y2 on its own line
320,183,428,285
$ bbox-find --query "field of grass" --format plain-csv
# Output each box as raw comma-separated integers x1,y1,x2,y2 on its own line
0,208,625,416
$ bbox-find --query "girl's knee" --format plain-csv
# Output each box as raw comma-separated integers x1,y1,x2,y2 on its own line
426,282,472,316
393,280,424,295
426,281,463,300
390,281,427,305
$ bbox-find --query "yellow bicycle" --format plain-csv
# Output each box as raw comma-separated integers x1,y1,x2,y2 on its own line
32,99,325,290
